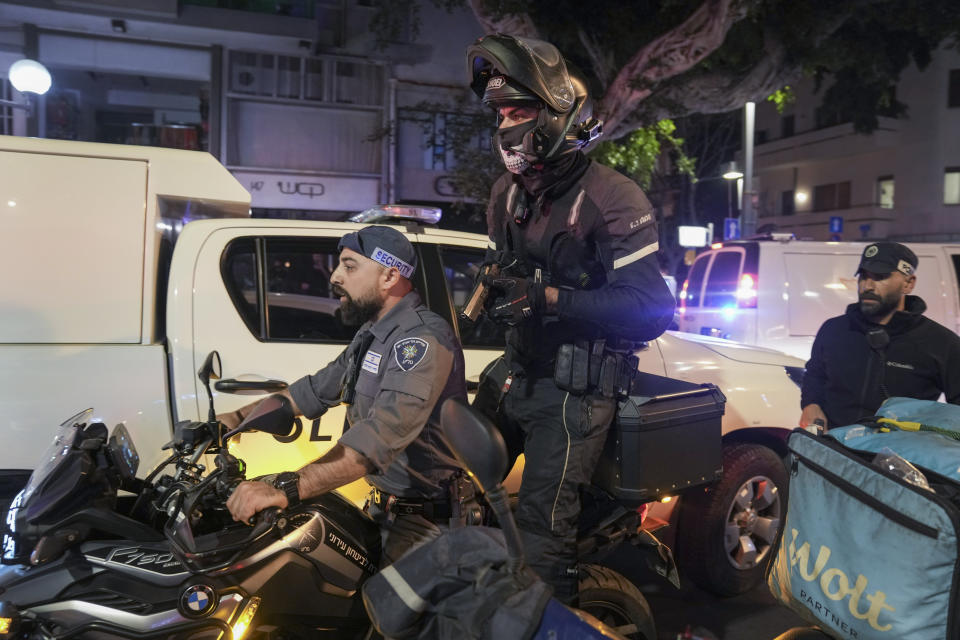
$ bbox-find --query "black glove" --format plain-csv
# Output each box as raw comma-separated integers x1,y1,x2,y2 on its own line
485,276,546,325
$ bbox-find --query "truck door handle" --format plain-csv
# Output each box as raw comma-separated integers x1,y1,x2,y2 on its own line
215,379,289,394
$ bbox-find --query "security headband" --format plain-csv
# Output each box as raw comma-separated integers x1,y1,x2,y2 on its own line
338,226,417,278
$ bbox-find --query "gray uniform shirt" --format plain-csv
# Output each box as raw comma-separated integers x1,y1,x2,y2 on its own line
289,291,467,499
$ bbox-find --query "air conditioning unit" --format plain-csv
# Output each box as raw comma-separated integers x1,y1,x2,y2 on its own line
231,58,260,94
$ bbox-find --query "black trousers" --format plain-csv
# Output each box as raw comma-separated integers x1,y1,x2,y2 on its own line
474,359,616,601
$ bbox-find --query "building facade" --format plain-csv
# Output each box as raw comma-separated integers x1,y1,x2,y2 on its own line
746,46,960,242
0,0,483,220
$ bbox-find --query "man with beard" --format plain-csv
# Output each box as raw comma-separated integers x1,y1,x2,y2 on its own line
465,35,675,602
800,241,960,429
221,225,468,563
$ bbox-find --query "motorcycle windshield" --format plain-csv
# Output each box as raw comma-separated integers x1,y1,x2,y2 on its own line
19,408,91,507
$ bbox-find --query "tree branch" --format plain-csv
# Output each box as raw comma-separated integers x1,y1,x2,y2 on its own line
600,0,889,137
640,45,802,126
466,0,540,37
598,0,751,136
577,26,615,88
615,0,879,136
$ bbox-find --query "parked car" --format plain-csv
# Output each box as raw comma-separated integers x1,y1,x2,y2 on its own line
677,237,960,360
0,135,803,596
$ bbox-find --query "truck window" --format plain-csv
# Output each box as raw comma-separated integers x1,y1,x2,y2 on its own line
265,238,354,342
222,237,355,343
223,238,260,337
438,246,507,348
685,255,709,307
704,251,743,308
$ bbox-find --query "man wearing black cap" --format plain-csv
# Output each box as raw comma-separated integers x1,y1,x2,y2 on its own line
466,35,676,601
800,241,960,429
222,225,468,563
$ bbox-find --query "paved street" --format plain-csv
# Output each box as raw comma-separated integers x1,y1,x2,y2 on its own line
605,543,809,640
643,578,806,640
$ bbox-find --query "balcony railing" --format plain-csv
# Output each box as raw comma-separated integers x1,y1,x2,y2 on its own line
180,0,314,19
757,204,895,241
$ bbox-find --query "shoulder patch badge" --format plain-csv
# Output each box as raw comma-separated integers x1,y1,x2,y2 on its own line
394,337,429,371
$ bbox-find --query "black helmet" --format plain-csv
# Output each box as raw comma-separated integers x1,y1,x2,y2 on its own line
466,34,602,162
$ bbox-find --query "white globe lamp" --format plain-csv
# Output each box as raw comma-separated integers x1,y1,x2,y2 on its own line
8,59,52,96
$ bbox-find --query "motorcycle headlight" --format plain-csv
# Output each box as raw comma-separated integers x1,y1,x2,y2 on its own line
230,596,260,640
784,366,805,388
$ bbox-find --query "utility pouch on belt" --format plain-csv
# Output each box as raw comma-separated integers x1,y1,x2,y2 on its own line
588,340,605,389
555,340,628,397
554,341,589,394
599,354,617,398
616,354,639,399
554,344,575,393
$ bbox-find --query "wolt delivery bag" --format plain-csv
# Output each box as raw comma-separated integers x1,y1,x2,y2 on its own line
768,422,960,640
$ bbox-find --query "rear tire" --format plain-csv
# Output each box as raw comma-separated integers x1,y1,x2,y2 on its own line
677,443,787,596
578,564,656,640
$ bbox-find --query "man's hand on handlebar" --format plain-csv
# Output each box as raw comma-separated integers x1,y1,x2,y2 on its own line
226,480,288,524
799,404,828,430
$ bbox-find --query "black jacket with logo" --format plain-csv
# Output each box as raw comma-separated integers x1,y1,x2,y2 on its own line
484,157,676,369
801,295,960,428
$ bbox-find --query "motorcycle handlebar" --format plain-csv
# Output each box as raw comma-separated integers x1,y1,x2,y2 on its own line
249,506,282,532
165,499,283,572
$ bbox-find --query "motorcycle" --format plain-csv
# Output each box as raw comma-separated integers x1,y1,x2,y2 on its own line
0,352,378,639
0,352,674,639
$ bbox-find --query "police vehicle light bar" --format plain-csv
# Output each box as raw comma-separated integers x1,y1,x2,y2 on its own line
348,205,442,225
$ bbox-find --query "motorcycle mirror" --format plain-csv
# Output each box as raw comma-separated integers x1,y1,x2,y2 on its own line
224,394,296,442
198,351,222,386
439,398,508,494
198,351,222,426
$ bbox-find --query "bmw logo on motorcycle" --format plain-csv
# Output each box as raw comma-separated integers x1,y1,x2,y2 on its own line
180,584,218,617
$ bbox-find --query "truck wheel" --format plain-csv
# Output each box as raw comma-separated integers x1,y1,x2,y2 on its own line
578,564,656,640
677,443,787,596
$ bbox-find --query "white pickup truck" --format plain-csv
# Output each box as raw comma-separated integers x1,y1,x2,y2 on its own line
0,136,804,596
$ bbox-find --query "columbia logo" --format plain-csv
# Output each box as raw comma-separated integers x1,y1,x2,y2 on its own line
886,361,915,370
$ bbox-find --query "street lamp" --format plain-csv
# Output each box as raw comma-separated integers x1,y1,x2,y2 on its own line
742,101,756,237
721,161,743,180
1,59,52,112
721,161,743,218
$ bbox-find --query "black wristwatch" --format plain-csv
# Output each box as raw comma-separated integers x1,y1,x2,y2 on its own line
273,471,301,508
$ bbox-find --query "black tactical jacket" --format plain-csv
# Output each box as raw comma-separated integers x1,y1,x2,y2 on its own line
484,156,676,370
801,295,960,428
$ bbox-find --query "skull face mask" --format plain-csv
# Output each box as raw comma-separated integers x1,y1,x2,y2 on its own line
499,147,532,173
495,120,538,174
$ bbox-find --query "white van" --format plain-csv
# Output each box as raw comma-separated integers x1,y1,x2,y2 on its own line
677,238,960,360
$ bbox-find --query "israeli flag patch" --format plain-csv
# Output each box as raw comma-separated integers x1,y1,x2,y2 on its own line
394,337,429,371
362,350,381,374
